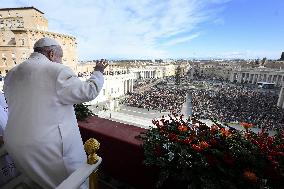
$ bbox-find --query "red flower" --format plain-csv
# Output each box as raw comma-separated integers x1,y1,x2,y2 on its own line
240,122,253,130
199,141,210,149
183,137,193,144
269,151,278,156
210,124,219,133
220,128,231,138
192,144,203,152
267,136,274,146
178,125,188,132
191,141,210,152
243,170,258,183
276,152,284,156
168,133,178,142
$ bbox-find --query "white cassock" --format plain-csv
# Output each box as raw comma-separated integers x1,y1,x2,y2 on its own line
3,52,104,189
0,92,8,137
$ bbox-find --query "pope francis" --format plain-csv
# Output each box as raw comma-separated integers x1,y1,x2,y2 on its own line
3,37,107,189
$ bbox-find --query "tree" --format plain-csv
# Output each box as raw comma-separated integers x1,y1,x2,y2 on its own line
255,59,260,65
280,52,284,61
261,57,267,65
175,66,181,85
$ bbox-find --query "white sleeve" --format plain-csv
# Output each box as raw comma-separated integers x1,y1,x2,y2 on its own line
56,67,104,105
0,107,8,137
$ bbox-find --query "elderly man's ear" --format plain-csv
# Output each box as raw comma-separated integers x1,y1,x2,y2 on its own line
48,50,55,60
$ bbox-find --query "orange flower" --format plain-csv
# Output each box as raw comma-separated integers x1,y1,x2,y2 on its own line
192,141,210,152
243,170,258,183
199,141,210,149
240,122,253,130
220,128,231,137
178,125,188,132
210,124,219,133
192,144,203,152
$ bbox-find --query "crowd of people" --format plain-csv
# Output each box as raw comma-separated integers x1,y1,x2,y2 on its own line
123,79,188,113
133,79,158,90
123,74,284,131
192,85,284,131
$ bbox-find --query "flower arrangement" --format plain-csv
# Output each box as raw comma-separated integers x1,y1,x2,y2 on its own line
74,103,94,121
141,114,284,189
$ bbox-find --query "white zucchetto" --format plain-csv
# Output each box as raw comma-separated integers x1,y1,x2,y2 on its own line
33,37,61,49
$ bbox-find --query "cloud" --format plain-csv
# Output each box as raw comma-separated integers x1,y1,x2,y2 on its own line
208,50,280,59
0,0,230,59
163,33,200,46
213,18,225,25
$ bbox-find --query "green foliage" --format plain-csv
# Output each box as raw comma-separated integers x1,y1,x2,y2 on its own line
281,52,284,61
141,114,284,189
261,57,267,65
74,103,94,121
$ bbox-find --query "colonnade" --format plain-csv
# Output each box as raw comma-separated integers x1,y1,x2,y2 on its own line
124,79,134,94
230,72,284,86
138,70,157,79
277,87,284,108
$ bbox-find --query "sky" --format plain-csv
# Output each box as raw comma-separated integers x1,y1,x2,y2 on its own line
0,0,284,60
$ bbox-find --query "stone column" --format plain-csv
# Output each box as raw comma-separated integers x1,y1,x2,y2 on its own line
124,80,127,94
245,73,248,82
267,74,271,83
131,79,134,92
252,74,257,84
127,80,129,93
277,75,282,86
258,74,262,82
263,74,267,82
257,74,261,82
273,75,277,83
237,73,242,83
242,73,245,83
249,74,253,83
278,87,284,108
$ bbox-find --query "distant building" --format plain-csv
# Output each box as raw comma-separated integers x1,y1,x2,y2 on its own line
77,60,190,103
194,61,237,81
230,67,284,86
0,7,78,75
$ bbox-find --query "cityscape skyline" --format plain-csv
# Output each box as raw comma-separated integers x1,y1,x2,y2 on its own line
1,0,284,60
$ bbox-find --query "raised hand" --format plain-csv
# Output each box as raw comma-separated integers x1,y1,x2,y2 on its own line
94,59,108,73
